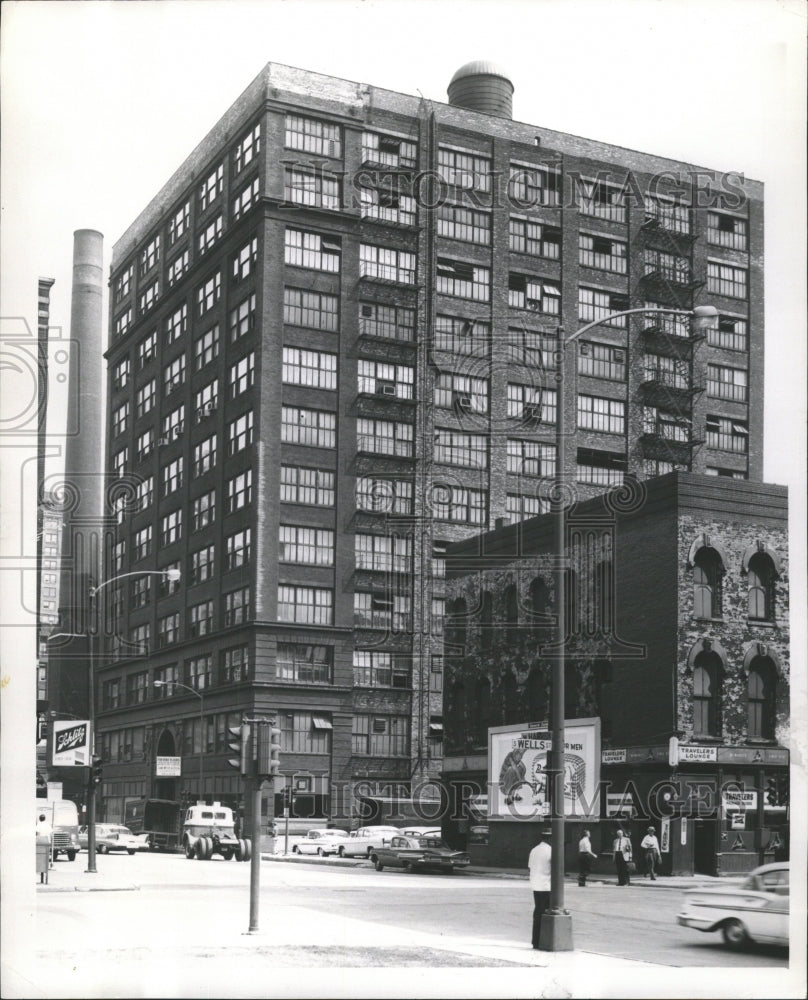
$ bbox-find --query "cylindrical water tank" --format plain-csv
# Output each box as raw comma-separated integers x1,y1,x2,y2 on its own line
448,61,514,119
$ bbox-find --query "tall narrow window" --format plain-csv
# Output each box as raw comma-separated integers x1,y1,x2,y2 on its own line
747,552,776,622
504,584,519,625
693,548,723,619
747,659,776,740
692,653,722,737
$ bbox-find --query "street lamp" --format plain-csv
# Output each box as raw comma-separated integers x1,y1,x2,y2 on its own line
539,304,717,951
153,680,204,802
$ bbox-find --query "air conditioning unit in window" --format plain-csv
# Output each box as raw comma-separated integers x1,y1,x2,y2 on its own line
170,426,183,440
614,350,625,363
453,393,472,412
361,304,374,318
157,436,171,447
167,377,181,394
379,384,397,396
579,343,591,356
198,402,216,418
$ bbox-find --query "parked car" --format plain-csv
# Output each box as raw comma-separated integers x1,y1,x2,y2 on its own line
79,824,140,855
677,862,789,950
338,826,400,858
372,834,471,874
400,827,442,838
292,829,349,856
37,799,80,862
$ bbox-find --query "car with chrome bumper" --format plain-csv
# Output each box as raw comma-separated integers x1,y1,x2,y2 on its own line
79,824,141,855
372,834,471,874
292,829,349,856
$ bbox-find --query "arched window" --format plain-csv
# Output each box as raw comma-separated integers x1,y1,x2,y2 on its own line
504,584,519,626
474,676,492,745
480,590,493,650
525,667,546,723
692,651,723,736
529,577,550,633
501,672,518,725
747,658,776,739
693,548,723,619
747,553,776,622
447,598,467,651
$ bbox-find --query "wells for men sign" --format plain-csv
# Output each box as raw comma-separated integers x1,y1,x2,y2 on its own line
488,718,601,820
51,720,91,767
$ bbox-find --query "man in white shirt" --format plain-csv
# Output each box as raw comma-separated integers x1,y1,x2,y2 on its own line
577,829,597,886
640,825,661,880
527,827,553,948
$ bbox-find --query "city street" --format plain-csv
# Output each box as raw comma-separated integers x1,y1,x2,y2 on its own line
24,851,792,998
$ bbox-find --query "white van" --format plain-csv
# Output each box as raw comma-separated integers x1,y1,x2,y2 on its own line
36,799,80,861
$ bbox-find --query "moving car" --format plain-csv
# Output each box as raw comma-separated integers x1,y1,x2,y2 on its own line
291,829,349,856
79,823,140,855
677,862,789,950
372,834,471,874
338,826,400,858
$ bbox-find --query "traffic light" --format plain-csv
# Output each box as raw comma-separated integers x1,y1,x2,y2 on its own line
283,786,292,809
227,723,251,776
765,775,778,806
91,754,103,786
257,721,283,777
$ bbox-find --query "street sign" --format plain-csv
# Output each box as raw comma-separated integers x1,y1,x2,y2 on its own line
155,756,182,776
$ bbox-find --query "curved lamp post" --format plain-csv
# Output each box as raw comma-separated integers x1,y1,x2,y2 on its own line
540,305,717,951
153,679,204,802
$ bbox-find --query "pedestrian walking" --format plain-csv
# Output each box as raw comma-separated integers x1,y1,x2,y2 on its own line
527,827,553,948
577,828,597,886
613,827,633,886
641,825,661,880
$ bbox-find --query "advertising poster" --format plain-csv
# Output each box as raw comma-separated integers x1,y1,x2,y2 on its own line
488,718,600,820
51,720,92,767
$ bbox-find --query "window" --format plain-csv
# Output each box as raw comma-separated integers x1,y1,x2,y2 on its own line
509,218,561,258
168,201,190,245
361,131,417,169
127,623,149,654
138,280,160,314
232,175,260,220
643,247,691,284
353,651,410,689
357,359,413,399
356,477,412,515
359,184,417,226
126,670,149,704
430,485,487,525
578,341,626,381
707,260,747,299
360,244,416,284
353,592,410,631
164,305,188,348
284,288,339,332
355,534,411,573
693,547,723,619
278,585,333,625
114,265,132,304
280,406,335,449
284,168,340,210
506,384,557,423
706,415,748,453
229,294,256,342
232,238,258,285
283,348,337,390
194,325,220,370
133,525,152,561
190,544,215,585
356,418,413,457
163,355,186,396
579,233,627,273
161,509,182,546
643,195,690,234
579,287,629,328
114,309,133,339
159,561,181,597
747,552,776,621
234,122,261,172
707,314,747,352
576,448,627,486
195,379,219,419
167,251,189,286
157,613,180,647
506,493,549,521
577,178,625,222
434,372,489,413
707,364,747,402
642,299,691,338
102,678,120,710
436,258,490,301
225,528,251,570
277,644,333,684
192,490,216,531
437,203,490,244
188,600,214,638
198,214,223,255
153,664,178,698
199,163,223,211
434,430,488,468
188,654,213,691
162,457,183,496
507,439,556,477
432,315,489,357
508,163,561,207
285,114,340,157
577,395,625,434
227,411,254,454
643,406,689,442
221,645,250,685
112,539,126,572
139,235,160,276
280,711,332,754
112,402,129,438
162,405,185,439
692,653,722,736
113,358,130,391
136,475,154,511
352,714,410,756
747,660,776,739
508,274,560,314
437,147,491,192
707,212,748,251
643,353,689,390
705,467,746,480
358,302,414,342
280,466,335,507
229,354,255,398
284,229,341,272
226,469,252,512
279,525,334,565
137,332,157,369
223,586,251,626
197,271,222,316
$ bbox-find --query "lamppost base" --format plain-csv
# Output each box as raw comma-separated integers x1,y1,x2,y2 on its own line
538,909,574,952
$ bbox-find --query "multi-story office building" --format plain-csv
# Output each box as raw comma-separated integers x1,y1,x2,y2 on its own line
97,60,764,826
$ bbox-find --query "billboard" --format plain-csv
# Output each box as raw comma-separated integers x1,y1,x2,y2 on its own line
488,718,601,820
51,720,92,767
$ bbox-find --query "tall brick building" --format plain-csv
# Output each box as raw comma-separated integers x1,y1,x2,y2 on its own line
95,60,765,828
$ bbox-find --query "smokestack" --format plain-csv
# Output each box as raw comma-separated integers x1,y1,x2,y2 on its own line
52,229,105,719
448,61,514,119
